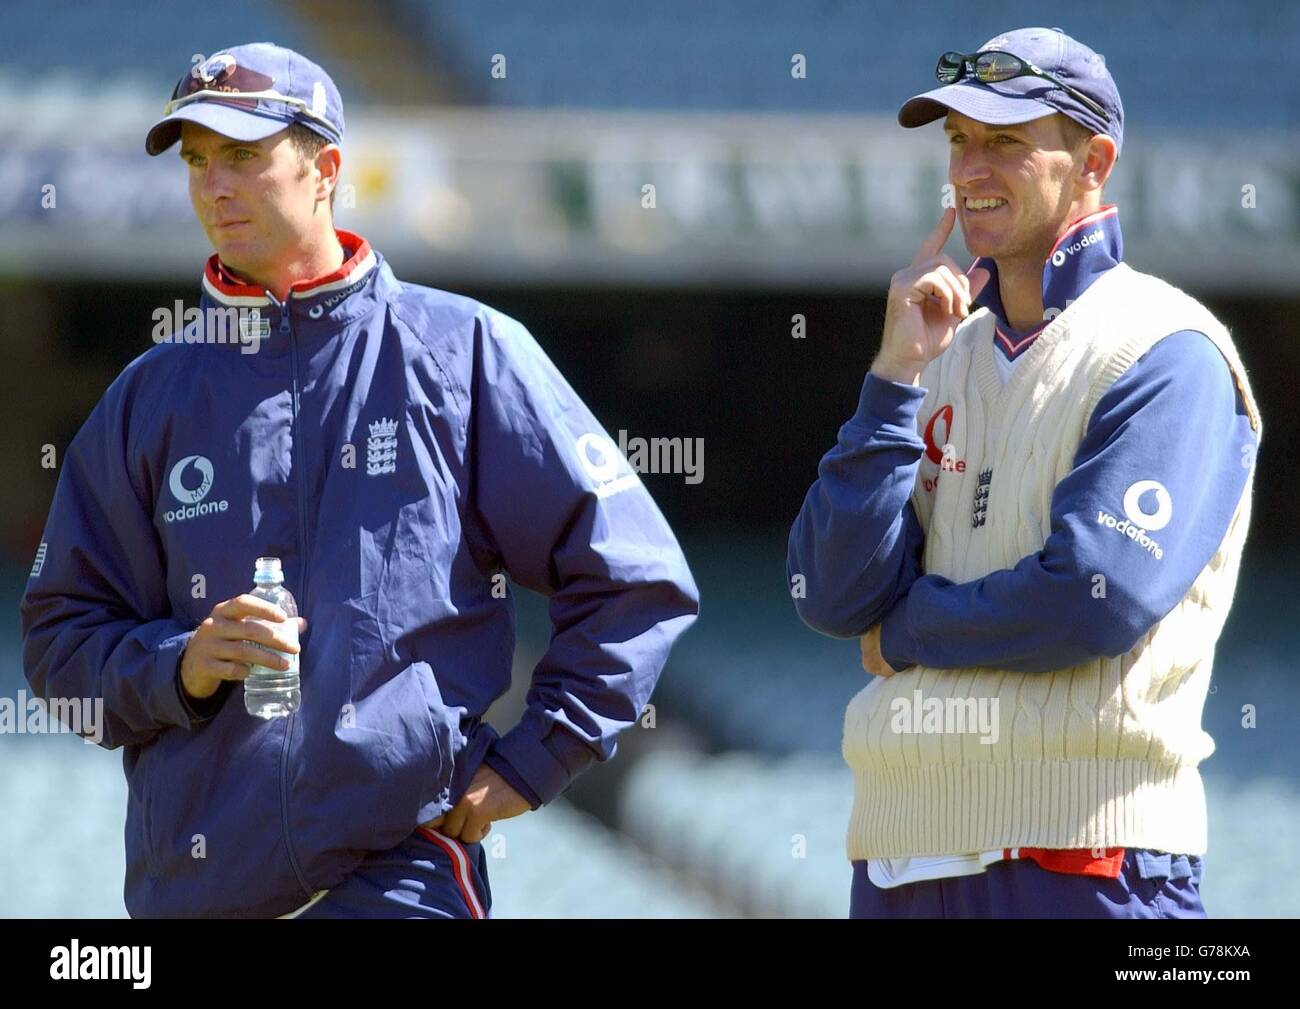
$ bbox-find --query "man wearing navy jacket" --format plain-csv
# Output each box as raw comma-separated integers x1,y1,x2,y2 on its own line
21,42,698,919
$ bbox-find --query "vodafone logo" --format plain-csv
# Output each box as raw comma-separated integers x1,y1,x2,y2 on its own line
169,455,213,504
576,433,638,499
194,53,237,85
577,433,621,484
1122,479,1173,531
1051,227,1104,267
307,277,367,320
923,405,953,464
164,454,228,524
921,404,966,493
1095,478,1172,560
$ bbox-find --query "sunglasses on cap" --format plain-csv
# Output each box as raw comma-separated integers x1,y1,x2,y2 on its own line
163,87,338,134
936,50,1111,124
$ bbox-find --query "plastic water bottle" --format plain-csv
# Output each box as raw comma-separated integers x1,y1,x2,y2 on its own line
243,556,301,719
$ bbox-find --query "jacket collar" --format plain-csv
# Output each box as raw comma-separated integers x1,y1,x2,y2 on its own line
971,204,1123,361
199,229,378,312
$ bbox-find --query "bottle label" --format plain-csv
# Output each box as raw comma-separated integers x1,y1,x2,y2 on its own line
248,649,298,677
247,620,299,679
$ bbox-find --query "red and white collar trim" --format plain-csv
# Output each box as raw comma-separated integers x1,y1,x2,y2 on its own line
202,257,270,307
994,323,1046,355
1048,203,1118,260
288,230,376,300
201,230,376,308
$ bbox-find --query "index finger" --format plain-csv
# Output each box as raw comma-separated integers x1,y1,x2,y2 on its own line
215,594,288,622
912,207,956,267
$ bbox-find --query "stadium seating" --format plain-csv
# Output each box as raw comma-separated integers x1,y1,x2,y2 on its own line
3,2,1293,129
392,0,1297,128
615,742,1300,919
0,0,367,102
0,729,729,918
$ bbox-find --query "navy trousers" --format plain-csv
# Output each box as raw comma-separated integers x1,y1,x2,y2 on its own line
292,826,493,919
849,850,1206,919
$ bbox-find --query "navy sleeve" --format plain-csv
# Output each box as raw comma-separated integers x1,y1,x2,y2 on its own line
176,674,235,722
481,751,543,809
472,310,699,806
787,371,928,637
20,366,210,749
879,330,1258,673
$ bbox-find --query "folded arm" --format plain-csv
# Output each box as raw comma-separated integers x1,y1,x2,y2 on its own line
879,330,1258,673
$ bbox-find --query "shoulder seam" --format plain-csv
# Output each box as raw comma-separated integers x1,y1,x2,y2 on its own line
387,286,471,415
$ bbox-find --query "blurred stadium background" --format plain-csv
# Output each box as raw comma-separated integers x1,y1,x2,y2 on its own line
1,1,1297,918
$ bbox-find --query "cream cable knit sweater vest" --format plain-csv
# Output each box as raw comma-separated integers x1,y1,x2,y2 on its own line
843,261,1263,860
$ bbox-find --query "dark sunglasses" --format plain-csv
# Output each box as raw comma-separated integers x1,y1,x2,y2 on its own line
936,50,1110,124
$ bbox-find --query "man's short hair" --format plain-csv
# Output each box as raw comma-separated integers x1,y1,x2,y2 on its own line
1055,113,1096,152
1055,113,1107,195
287,123,337,211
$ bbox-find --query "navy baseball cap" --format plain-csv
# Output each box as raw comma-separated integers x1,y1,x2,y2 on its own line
146,42,344,156
898,27,1124,158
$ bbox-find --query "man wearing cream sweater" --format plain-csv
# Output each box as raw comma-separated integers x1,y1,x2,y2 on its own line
788,27,1262,918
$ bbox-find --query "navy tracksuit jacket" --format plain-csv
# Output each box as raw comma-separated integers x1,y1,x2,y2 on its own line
21,231,699,917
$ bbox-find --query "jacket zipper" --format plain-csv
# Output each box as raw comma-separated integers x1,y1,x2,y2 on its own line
280,301,313,899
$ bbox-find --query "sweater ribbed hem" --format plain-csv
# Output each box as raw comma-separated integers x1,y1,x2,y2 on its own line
845,759,1208,860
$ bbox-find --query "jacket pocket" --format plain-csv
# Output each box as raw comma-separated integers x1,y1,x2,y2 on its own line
132,709,295,914
339,645,461,844
290,624,464,890
413,659,461,810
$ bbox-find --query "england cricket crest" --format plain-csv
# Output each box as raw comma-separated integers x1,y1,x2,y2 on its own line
972,466,992,529
366,417,398,476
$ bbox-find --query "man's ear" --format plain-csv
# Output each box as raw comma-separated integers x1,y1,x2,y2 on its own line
314,144,342,203
1080,133,1117,194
